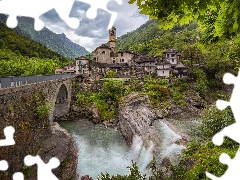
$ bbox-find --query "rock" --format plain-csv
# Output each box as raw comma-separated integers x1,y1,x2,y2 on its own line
118,92,188,168
161,157,171,167
119,92,157,146
38,122,78,180
155,108,163,119
80,175,93,180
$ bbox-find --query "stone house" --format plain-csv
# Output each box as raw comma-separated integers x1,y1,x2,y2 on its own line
93,44,112,64
173,63,189,78
134,55,156,74
55,61,76,74
72,27,189,80
156,59,171,77
164,48,181,67
117,50,135,65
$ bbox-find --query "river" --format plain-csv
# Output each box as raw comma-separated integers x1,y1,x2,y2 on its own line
58,119,197,179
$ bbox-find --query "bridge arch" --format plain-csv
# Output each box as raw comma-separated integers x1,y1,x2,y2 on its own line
48,79,72,122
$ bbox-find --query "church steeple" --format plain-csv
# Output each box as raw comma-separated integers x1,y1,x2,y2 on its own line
109,27,116,52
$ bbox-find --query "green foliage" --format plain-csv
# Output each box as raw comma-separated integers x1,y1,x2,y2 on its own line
104,70,117,78
0,50,66,76
198,107,235,140
129,0,240,41
35,102,52,118
98,162,147,180
190,67,208,97
103,79,124,100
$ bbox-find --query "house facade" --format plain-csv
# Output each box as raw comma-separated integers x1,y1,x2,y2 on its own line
156,59,171,77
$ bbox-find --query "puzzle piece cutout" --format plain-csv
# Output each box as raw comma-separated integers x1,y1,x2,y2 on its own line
206,148,240,179
24,155,60,180
0,126,15,146
12,172,24,180
205,70,240,179
0,126,15,176
0,0,122,31
212,71,240,145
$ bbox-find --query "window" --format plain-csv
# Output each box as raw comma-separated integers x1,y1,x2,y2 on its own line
163,71,164,74
167,54,170,58
122,59,124,62
171,54,175,57
172,59,174,62
121,52,123,57
113,60,115,63
102,51,105,54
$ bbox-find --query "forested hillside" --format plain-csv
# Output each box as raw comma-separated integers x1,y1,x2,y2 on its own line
0,15,89,58
0,20,72,76
116,19,199,56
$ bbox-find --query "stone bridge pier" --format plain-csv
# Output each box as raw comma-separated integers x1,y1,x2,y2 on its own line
46,78,72,122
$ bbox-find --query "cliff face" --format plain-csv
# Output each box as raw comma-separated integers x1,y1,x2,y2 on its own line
118,92,189,166
0,87,78,179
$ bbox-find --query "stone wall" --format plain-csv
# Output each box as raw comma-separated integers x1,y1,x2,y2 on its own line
0,77,78,180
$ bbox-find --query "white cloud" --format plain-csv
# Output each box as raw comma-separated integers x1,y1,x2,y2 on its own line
41,0,149,52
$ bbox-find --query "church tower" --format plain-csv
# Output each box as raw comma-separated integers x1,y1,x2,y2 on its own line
109,26,116,53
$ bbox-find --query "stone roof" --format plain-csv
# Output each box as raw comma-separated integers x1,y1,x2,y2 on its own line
156,60,171,65
111,26,116,30
135,55,156,63
175,63,187,69
96,44,111,50
105,63,127,68
96,63,127,68
75,56,90,61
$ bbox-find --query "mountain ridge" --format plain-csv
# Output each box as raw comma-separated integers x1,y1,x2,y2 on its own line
0,14,89,59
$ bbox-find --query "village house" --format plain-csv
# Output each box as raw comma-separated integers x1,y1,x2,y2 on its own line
55,61,76,74
156,59,171,77
55,26,190,80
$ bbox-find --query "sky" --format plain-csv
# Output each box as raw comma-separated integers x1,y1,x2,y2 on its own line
40,0,148,52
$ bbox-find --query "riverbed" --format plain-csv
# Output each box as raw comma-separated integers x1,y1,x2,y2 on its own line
58,118,200,179
58,119,154,179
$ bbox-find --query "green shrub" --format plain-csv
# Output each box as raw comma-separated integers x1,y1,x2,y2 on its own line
35,102,52,118
198,107,235,140
104,70,117,78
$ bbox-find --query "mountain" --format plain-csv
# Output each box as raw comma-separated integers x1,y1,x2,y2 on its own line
116,19,199,56
0,15,89,59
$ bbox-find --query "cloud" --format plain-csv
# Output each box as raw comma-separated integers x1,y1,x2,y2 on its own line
41,0,148,52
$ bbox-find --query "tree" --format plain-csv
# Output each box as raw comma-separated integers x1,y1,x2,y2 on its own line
104,70,117,78
129,0,240,40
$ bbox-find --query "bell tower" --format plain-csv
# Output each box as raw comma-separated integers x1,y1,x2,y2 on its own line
109,26,116,52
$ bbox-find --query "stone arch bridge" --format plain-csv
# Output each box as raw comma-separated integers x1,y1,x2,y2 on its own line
0,74,79,122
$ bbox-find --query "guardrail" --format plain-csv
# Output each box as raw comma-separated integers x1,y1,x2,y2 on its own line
0,74,76,89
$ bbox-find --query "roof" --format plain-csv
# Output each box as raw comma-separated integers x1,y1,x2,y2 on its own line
75,56,90,61
175,63,188,69
156,60,171,65
96,63,127,68
105,63,127,68
96,44,111,50
135,55,156,63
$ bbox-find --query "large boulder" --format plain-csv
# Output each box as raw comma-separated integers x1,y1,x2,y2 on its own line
119,92,157,146
38,122,78,180
118,92,188,167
